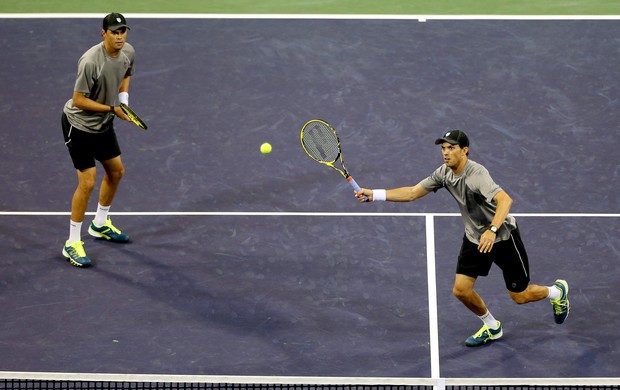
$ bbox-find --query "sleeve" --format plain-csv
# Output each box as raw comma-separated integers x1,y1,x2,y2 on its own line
123,43,136,77
74,59,97,96
419,166,445,193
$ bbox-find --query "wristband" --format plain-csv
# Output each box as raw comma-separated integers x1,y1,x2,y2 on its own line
118,92,129,105
373,189,386,202
110,105,115,114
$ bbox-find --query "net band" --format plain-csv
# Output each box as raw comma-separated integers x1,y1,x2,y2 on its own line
0,373,618,390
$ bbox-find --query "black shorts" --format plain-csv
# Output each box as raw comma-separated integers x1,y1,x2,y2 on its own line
62,113,121,171
456,227,530,292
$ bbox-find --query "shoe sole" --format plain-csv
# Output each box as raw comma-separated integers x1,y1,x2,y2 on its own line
555,279,569,298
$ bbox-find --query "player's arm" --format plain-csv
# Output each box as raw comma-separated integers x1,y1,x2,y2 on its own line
119,75,131,95
489,190,512,230
478,190,513,253
118,75,130,105
116,75,131,121
355,182,430,203
72,91,117,114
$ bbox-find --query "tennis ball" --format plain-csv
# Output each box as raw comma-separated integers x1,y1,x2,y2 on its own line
260,142,272,154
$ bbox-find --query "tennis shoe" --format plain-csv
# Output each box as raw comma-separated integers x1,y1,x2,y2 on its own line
62,240,91,267
550,279,570,324
465,321,502,347
88,218,129,243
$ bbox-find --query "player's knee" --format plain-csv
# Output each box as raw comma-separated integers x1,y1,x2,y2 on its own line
108,166,125,182
115,166,125,180
452,285,468,301
77,173,97,192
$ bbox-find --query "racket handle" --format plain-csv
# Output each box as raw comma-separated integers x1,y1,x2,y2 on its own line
347,177,368,201
347,176,362,192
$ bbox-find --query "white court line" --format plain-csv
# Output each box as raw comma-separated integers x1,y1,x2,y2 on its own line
1,13,620,20
425,215,440,379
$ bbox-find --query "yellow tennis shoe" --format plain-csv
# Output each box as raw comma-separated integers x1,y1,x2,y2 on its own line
62,240,92,267
465,321,503,347
550,279,570,324
88,218,130,243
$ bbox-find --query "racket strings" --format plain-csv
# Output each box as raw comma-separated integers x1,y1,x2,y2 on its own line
302,123,340,163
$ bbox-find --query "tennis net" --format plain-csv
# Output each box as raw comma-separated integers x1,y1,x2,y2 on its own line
0,373,618,390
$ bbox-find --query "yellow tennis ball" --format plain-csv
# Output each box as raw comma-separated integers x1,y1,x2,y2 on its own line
260,142,272,154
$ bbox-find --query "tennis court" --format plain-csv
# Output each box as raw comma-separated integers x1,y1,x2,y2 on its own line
0,2,618,389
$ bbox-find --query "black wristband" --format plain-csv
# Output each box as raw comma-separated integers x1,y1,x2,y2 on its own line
110,105,115,114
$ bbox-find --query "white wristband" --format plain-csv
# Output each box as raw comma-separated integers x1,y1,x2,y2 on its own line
118,92,129,105
373,189,386,202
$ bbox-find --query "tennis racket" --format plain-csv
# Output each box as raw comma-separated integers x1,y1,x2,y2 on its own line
119,103,148,130
300,119,365,197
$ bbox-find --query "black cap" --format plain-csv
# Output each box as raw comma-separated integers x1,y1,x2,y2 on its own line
103,13,130,31
434,130,469,147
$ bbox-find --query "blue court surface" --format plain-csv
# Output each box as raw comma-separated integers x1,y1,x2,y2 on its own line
0,16,618,381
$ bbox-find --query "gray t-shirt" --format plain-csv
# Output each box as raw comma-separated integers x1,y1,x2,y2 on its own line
64,42,135,133
419,159,517,244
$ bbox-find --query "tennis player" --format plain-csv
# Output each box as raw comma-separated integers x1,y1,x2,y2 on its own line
61,13,135,267
355,130,570,346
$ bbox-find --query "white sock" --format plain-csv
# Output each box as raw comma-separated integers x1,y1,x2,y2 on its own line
547,285,561,300
478,310,499,329
94,203,110,226
68,220,82,244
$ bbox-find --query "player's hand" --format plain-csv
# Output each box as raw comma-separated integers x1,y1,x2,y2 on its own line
116,108,131,122
355,188,372,202
477,230,496,253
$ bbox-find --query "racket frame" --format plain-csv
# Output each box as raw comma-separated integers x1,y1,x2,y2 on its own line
300,119,363,193
300,119,351,179
119,103,148,130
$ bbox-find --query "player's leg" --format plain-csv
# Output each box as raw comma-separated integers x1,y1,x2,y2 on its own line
508,284,569,324
63,168,96,267
454,274,503,346
454,238,503,346
71,167,97,223
453,274,487,316
508,284,548,304
98,155,125,207
87,129,129,243
508,282,569,324
454,236,494,316
496,228,569,323
93,128,124,209
61,114,95,267
88,154,129,242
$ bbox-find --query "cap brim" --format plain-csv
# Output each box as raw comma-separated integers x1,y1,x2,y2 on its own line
108,24,130,31
434,138,458,145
